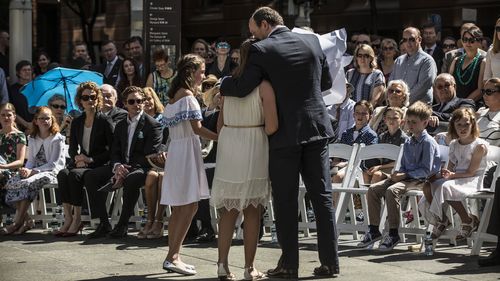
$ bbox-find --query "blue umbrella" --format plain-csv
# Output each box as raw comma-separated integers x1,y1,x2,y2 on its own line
21,67,103,113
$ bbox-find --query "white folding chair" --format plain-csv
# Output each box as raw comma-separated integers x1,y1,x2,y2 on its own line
298,143,359,237
468,145,500,255
334,143,404,240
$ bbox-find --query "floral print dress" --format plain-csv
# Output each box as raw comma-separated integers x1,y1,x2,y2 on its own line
0,131,27,187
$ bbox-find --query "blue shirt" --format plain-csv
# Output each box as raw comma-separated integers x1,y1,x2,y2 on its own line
397,130,441,180
340,124,378,145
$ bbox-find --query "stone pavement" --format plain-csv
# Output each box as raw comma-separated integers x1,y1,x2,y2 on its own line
1,227,499,281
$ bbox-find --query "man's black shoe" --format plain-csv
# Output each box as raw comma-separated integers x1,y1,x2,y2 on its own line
86,222,111,239
107,224,128,238
478,250,500,267
267,266,298,279
313,264,338,277
195,228,215,243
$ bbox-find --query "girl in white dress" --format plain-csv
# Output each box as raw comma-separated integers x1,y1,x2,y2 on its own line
211,38,278,281
160,54,217,275
420,107,488,240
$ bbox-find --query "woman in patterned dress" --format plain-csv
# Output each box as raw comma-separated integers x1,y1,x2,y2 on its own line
0,103,27,234
3,106,66,235
146,49,175,106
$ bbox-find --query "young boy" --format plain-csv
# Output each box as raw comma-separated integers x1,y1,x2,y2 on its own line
358,101,441,251
365,107,409,184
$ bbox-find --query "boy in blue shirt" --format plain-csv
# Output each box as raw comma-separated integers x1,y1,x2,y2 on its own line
358,101,441,251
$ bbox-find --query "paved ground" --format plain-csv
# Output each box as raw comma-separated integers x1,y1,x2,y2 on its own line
1,227,499,281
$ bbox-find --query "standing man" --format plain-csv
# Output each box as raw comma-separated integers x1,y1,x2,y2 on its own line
422,22,445,74
390,27,437,105
8,60,33,130
128,36,146,82
95,41,122,86
220,7,338,278
0,30,9,81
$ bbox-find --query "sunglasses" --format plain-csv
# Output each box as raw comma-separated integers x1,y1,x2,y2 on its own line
462,37,481,44
216,42,230,49
495,26,500,32
388,89,402,94
50,104,66,110
435,83,453,90
356,53,371,59
443,43,456,49
481,88,499,96
127,98,144,105
401,37,417,43
382,46,395,51
81,94,97,101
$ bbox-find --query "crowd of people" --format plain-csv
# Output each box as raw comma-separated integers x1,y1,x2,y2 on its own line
0,6,499,279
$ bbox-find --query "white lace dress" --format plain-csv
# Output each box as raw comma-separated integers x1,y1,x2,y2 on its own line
419,138,489,224
160,95,210,206
211,87,271,211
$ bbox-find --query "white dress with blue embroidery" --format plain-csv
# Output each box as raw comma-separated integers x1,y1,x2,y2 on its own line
160,95,210,206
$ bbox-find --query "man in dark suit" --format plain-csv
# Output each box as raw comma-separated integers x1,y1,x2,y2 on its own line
422,23,445,74
84,86,162,239
100,84,128,126
220,7,338,278
428,73,475,133
94,40,122,86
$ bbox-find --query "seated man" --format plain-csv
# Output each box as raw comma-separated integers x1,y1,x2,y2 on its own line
358,101,440,251
100,84,128,127
84,86,162,238
428,73,475,133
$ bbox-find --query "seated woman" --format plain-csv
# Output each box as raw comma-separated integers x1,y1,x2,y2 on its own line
0,103,27,234
48,94,72,138
419,108,488,241
138,87,166,239
3,106,66,235
56,82,113,237
369,80,409,135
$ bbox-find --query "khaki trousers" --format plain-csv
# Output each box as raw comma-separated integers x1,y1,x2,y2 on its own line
367,179,425,229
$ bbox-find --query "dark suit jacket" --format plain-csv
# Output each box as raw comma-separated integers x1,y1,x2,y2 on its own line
431,46,445,74
94,57,123,86
432,96,475,121
105,106,128,127
68,111,114,168
220,27,333,149
110,112,162,170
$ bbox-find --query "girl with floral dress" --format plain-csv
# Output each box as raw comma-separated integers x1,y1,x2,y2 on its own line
0,103,27,234
3,106,66,235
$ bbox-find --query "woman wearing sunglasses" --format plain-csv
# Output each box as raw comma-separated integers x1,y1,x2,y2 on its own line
55,82,113,237
48,94,72,138
347,44,385,107
2,106,66,235
377,38,400,83
449,26,486,105
484,17,500,81
205,38,238,79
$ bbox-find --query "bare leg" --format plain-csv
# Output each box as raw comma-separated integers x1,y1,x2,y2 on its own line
448,201,472,223
217,208,239,271
67,206,82,233
242,205,262,269
143,170,159,233
331,170,345,208
166,202,198,263
60,203,73,232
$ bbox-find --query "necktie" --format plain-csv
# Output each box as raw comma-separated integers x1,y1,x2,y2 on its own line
104,61,113,77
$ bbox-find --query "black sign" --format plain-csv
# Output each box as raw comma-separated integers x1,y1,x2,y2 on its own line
143,0,181,71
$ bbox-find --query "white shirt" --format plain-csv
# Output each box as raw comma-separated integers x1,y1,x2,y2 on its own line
126,111,143,162
82,126,92,153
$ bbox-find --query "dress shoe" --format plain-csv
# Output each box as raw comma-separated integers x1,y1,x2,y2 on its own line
195,228,215,243
108,224,128,238
313,264,338,277
86,222,111,239
267,266,298,279
478,250,500,267
62,222,85,237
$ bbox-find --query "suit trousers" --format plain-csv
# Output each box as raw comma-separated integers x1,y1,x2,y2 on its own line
84,166,146,225
485,165,500,236
269,139,339,272
367,179,424,229
58,168,91,206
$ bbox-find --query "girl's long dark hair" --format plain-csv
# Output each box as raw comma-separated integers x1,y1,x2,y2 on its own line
232,38,257,78
167,54,205,100
117,57,143,93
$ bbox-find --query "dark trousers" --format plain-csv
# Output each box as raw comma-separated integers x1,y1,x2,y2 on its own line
269,139,339,272
58,168,90,206
485,165,500,236
84,165,146,226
